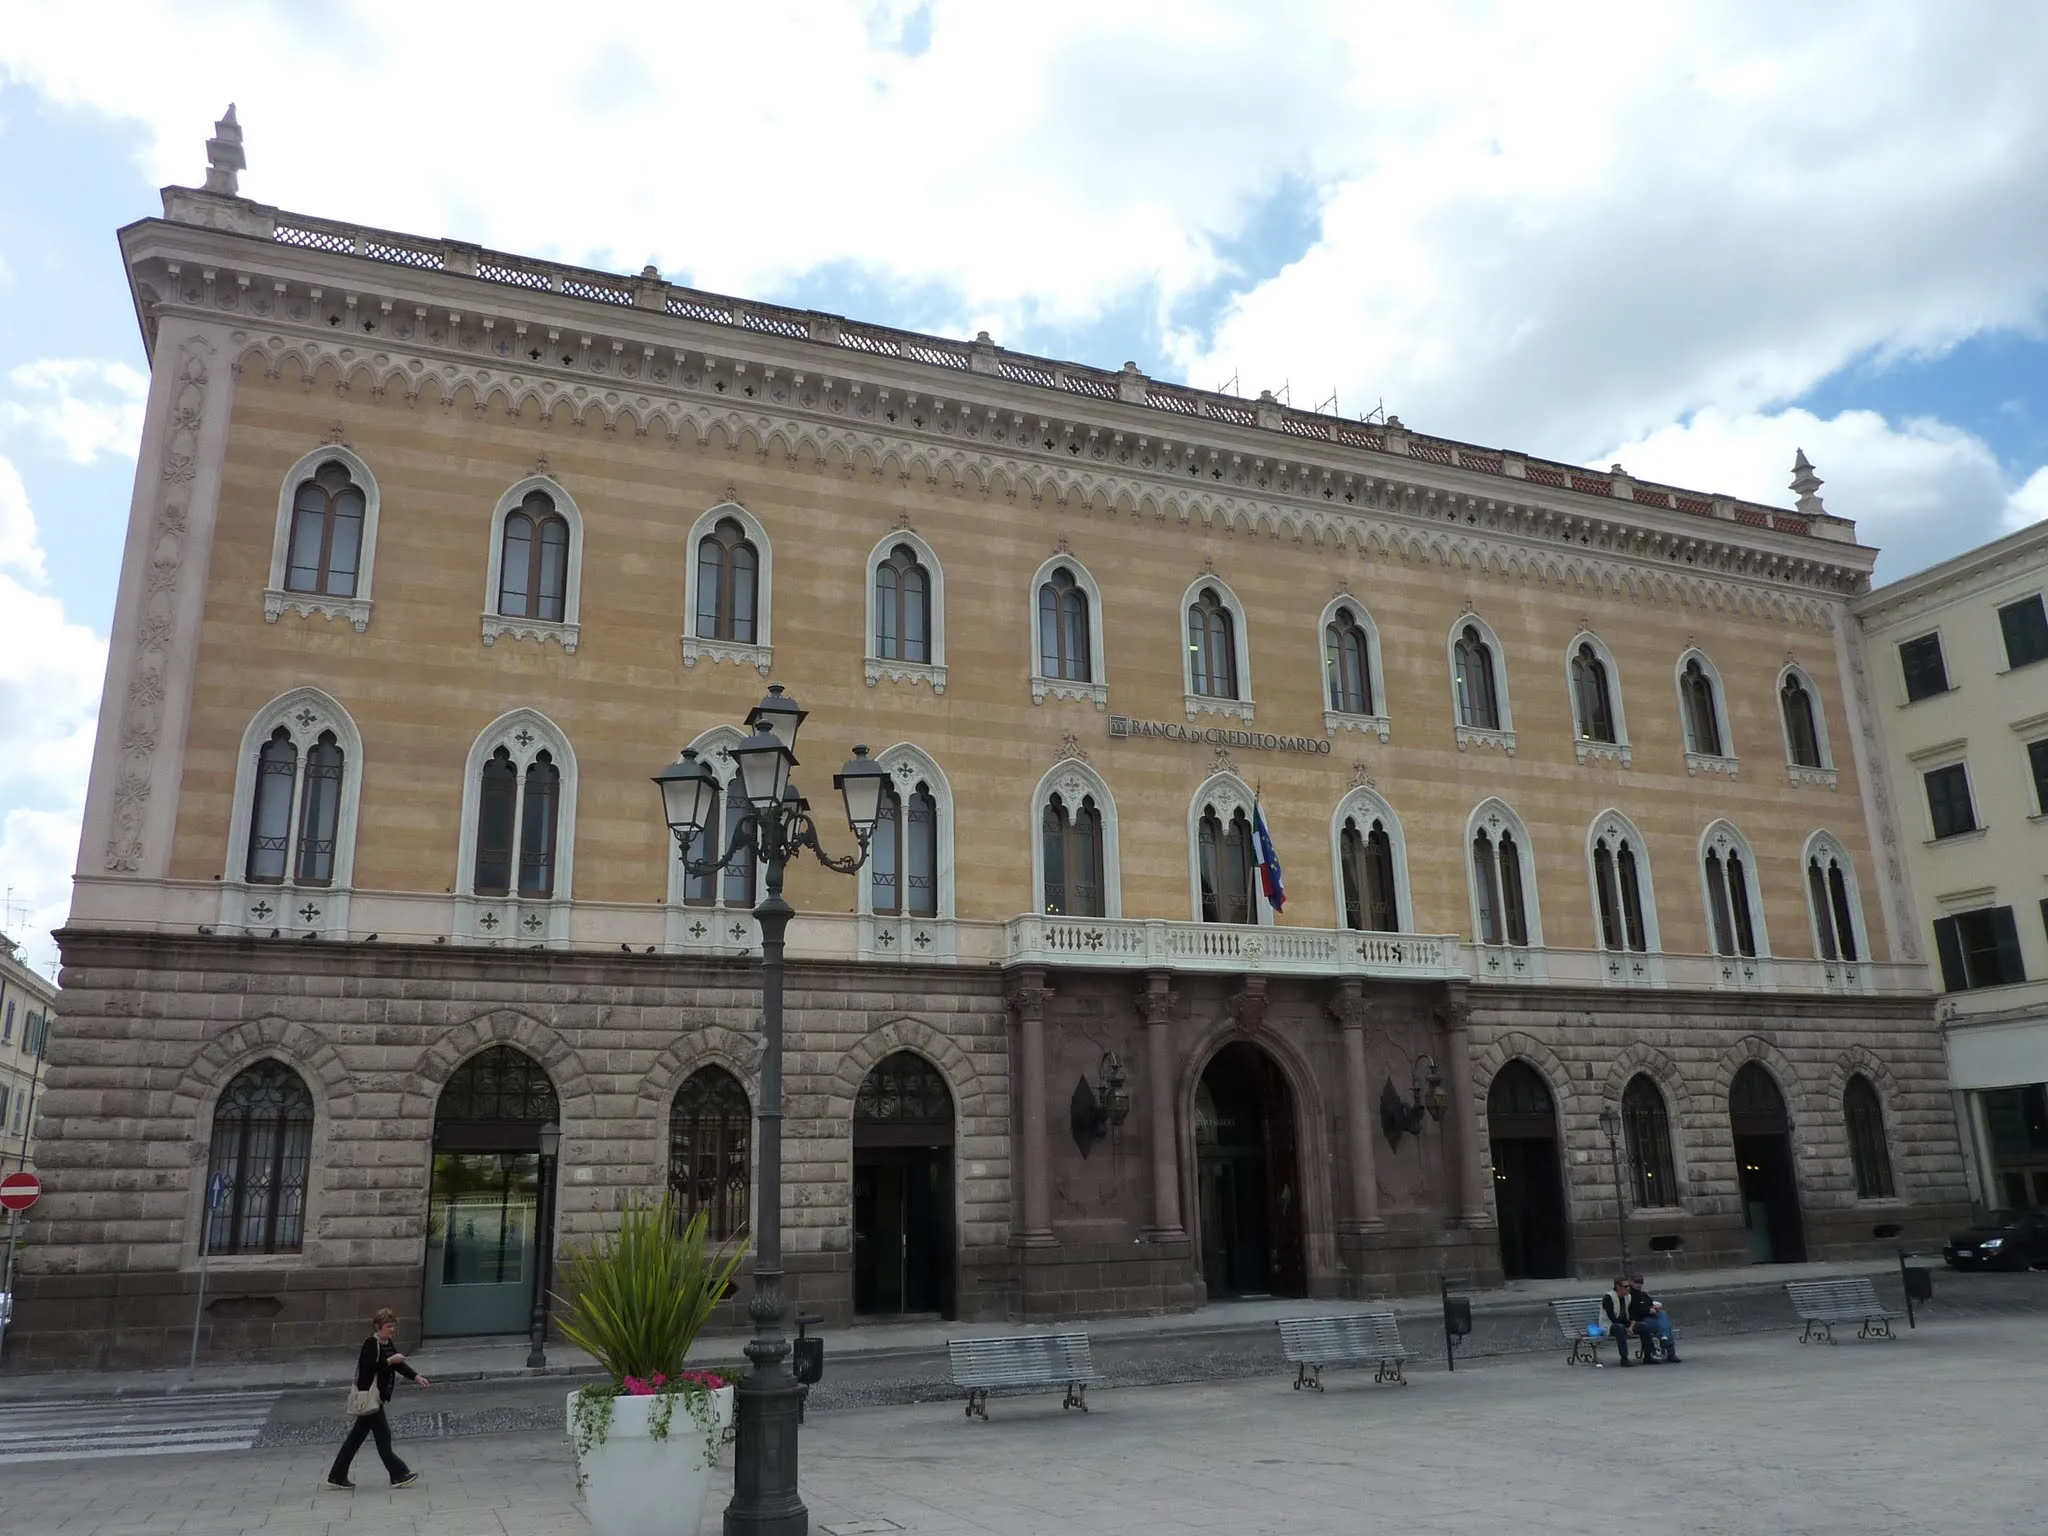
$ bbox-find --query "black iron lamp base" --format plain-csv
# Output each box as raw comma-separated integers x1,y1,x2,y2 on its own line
724,1367,808,1536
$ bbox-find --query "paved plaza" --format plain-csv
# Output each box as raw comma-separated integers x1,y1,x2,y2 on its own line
1,1320,2041,1535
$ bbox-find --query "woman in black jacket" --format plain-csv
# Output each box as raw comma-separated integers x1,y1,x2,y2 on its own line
326,1307,430,1490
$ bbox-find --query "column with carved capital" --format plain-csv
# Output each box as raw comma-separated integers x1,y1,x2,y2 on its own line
1138,971,1184,1239
1440,992,1492,1227
1007,969,1056,1245
1328,981,1383,1232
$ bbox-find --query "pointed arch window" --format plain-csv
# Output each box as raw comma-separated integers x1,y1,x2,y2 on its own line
1471,823,1530,946
1572,643,1616,744
669,1067,751,1242
875,543,931,663
471,743,564,899
1806,841,1862,962
1326,608,1374,715
284,459,366,598
1782,675,1824,768
244,726,346,888
1038,567,1091,682
1188,588,1239,699
204,1060,315,1255
1680,656,1724,757
1340,814,1399,932
696,516,759,643
1198,806,1257,924
1843,1074,1895,1199
498,490,570,622
1041,791,1105,917
1622,1075,1678,1207
1593,831,1649,953
1701,823,1764,960
872,777,938,919
682,774,758,910
1454,624,1502,730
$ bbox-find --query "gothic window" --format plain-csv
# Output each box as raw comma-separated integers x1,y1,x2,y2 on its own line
683,775,758,910
1701,822,1763,959
1038,567,1092,682
1326,607,1374,715
294,733,344,886
1781,673,1824,768
669,1067,750,1242
463,712,575,904
1041,792,1105,917
1805,836,1863,962
245,729,298,885
1680,654,1725,757
497,489,570,622
243,726,345,888
855,1052,953,1124
1188,587,1238,699
204,1060,314,1255
283,460,366,597
871,778,938,918
696,516,759,643
874,543,931,663
1572,642,1616,744
1340,814,1399,932
1471,825,1530,946
436,1045,560,1127
1843,1074,1895,1199
1198,805,1257,924
1622,1074,1678,1207
1454,623,1502,730
1593,829,1649,953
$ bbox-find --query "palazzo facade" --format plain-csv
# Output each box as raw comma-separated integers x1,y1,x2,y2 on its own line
11,119,1973,1366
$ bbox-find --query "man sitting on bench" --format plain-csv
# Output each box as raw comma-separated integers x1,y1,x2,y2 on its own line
1601,1277,1683,1365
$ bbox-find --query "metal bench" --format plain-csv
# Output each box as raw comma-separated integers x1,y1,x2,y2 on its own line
1549,1297,1644,1366
1785,1277,1903,1344
1277,1312,1410,1389
947,1332,1101,1420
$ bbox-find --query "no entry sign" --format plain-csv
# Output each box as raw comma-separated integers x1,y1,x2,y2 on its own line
0,1172,40,1212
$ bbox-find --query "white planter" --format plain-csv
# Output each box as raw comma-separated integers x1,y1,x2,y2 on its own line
568,1384,735,1536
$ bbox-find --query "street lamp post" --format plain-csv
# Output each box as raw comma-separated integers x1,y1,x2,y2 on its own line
655,686,885,1536
527,1119,561,1370
1597,1105,1632,1277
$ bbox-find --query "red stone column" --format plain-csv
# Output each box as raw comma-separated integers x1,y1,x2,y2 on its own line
1330,981,1383,1232
1138,971,1184,1238
1007,970,1056,1245
1441,995,1492,1227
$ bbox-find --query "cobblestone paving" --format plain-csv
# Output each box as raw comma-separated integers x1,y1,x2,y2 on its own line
2,1319,2041,1534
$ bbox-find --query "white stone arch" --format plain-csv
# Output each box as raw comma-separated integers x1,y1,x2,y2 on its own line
681,500,775,673
1447,612,1516,751
1319,594,1390,740
1186,770,1268,924
863,527,948,692
1563,629,1631,766
454,707,580,943
1464,798,1544,946
1801,830,1870,963
264,443,382,631
217,687,366,939
1028,758,1123,919
1179,574,1255,722
1585,807,1663,955
1328,785,1411,932
1697,818,1772,958
1675,646,1738,767
1027,552,1109,708
480,474,585,652
1775,661,1836,778
859,742,956,921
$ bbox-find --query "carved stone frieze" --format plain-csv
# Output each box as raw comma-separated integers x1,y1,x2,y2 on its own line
265,588,372,632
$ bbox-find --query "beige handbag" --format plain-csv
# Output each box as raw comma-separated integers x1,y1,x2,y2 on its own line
345,1384,380,1417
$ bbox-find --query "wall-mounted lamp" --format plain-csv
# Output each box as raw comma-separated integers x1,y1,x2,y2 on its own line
1379,1054,1447,1152
1070,1051,1132,1158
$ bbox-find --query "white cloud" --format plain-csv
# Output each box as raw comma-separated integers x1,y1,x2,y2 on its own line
1603,407,2045,582
0,454,45,580
1,358,149,465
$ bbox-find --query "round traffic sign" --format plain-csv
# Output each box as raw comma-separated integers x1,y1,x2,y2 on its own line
0,1171,41,1212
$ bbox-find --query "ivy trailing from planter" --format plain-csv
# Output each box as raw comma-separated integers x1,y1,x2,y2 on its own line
568,1372,734,1488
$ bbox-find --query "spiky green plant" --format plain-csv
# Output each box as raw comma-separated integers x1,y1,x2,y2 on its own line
553,1192,744,1384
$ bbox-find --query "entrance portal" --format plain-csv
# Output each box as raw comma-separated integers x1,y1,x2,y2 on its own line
1488,1060,1569,1279
423,1045,561,1338
1729,1063,1806,1264
852,1052,956,1319
1194,1043,1306,1299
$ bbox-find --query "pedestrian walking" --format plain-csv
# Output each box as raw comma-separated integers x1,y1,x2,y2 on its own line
326,1307,429,1490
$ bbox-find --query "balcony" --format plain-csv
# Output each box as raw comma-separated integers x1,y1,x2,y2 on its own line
1004,915,1466,980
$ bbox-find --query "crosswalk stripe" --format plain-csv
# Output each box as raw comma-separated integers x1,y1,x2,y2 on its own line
0,1390,282,1464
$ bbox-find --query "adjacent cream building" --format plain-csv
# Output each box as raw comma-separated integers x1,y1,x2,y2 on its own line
10,114,1974,1366
1853,519,2048,1215
0,931,56,1175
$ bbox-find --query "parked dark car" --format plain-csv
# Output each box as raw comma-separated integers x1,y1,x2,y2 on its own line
1943,1209,2048,1270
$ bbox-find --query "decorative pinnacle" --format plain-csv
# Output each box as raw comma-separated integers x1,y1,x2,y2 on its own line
1790,449,1825,515
204,104,245,197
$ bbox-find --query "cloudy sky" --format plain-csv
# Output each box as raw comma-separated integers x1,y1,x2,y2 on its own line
2,1,2046,973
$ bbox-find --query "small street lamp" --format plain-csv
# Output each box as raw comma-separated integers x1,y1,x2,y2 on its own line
1597,1105,1633,1277
655,685,883,1536
527,1119,561,1370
